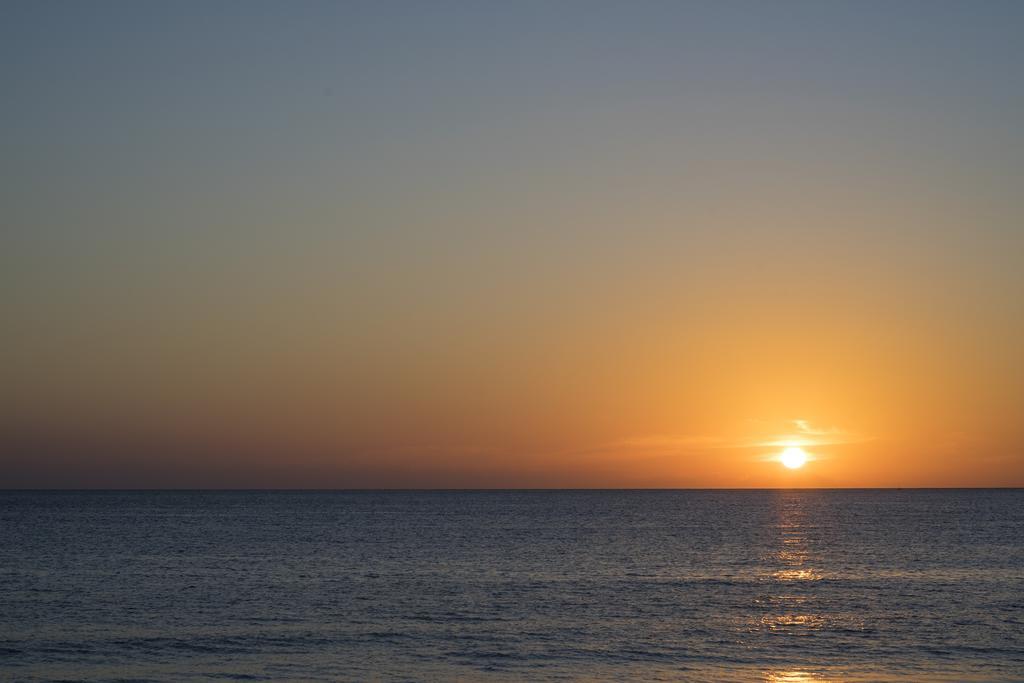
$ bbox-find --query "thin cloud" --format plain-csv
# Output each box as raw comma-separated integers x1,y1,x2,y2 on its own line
598,420,872,457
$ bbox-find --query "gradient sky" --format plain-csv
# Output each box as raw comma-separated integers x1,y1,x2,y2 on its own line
3,1,1023,487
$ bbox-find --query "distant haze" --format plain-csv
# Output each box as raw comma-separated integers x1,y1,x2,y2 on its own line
3,1,1022,487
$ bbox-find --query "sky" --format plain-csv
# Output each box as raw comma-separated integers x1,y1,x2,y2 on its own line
2,1,1023,488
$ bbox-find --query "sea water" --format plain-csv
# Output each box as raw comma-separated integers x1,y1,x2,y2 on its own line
2,490,1022,681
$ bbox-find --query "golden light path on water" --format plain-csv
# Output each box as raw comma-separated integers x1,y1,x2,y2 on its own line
759,492,833,682
765,672,835,682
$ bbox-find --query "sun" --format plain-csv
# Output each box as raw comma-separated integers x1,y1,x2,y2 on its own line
780,446,808,469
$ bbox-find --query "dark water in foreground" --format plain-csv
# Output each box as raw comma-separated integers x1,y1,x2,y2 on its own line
1,490,1022,682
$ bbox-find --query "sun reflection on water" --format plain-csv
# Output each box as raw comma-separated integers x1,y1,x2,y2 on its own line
755,492,827,639
772,567,822,582
753,495,847,682
767,493,820,584
760,613,828,631
764,670,837,682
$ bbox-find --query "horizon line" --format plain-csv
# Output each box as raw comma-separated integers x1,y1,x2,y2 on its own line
3,487,1022,492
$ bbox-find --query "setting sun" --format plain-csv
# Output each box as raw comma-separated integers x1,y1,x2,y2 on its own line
780,447,809,469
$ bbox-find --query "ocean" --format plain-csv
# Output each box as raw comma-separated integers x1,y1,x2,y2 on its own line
1,490,1022,681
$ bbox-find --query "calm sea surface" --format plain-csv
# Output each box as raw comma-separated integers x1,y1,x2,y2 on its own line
1,490,1022,682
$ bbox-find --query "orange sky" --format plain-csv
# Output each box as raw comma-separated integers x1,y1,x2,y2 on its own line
3,3,1023,487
